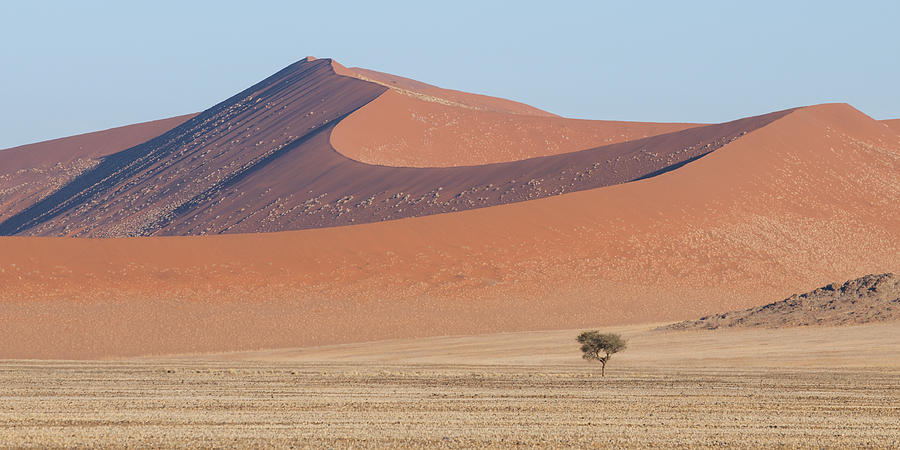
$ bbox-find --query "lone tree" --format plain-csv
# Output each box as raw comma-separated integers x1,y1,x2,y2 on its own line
577,331,626,377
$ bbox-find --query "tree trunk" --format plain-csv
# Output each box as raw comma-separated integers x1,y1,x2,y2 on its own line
601,361,606,377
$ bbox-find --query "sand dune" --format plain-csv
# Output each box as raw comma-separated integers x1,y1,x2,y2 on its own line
882,118,900,134
330,86,698,167
0,114,194,223
0,114,195,171
0,59,386,236
0,58,777,237
0,97,896,357
335,63,556,117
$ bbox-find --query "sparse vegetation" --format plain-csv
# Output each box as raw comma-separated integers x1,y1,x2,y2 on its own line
577,331,626,376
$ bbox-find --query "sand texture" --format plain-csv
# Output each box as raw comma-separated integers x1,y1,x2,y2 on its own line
2,323,899,447
881,118,900,134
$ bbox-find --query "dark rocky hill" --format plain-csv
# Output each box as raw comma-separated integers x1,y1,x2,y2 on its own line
662,273,900,329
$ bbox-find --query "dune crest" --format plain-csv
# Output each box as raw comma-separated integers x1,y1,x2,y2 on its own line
332,63,555,117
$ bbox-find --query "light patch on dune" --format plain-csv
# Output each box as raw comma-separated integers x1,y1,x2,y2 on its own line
347,72,488,111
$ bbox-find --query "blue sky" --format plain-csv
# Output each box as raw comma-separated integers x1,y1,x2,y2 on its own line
1,0,898,149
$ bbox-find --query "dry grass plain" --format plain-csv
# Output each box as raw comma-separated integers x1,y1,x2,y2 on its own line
2,323,899,448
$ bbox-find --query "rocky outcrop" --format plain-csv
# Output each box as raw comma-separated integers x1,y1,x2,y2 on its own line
662,274,900,330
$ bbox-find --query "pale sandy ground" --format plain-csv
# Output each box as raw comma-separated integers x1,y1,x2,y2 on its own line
186,321,900,368
2,322,898,447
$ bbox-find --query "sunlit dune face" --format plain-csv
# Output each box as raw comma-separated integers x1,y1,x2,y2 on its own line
331,90,699,167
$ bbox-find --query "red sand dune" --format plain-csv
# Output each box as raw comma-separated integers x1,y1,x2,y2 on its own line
0,114,196,170
330,89,698,167
0,100,897,358
0,115,195,223
0,58,773,237
334,63,557,117
882,118,900,135
332,64,696,166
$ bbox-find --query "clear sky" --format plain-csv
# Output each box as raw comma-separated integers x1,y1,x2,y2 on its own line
1,0,898,149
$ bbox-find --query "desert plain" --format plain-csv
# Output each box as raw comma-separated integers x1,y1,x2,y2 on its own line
2,322,899,447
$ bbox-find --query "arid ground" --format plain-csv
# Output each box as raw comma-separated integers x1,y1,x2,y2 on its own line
2,322,898,447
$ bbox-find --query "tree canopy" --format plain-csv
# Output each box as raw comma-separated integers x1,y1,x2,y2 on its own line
576,331,626,376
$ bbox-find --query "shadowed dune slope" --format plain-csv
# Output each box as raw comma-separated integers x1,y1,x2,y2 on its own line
0,103,897,358
0,58,778,237
0,58,386,236
0,115,195,223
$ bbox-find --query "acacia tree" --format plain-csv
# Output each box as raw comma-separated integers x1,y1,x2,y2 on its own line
577,331,626,377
